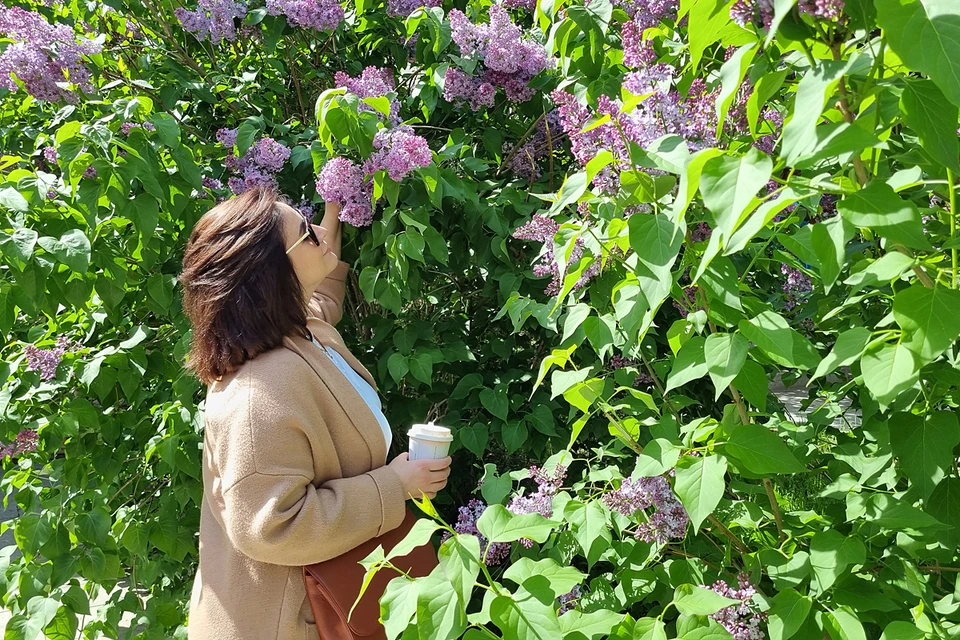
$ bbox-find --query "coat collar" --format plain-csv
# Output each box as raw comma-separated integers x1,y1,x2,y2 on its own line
281,330,388,467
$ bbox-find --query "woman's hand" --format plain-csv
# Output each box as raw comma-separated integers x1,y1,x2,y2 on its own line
388,453,452,500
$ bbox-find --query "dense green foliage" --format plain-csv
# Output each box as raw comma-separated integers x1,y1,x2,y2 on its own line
3,0,960,638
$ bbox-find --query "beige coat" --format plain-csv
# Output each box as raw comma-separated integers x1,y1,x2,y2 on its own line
187,260,406,640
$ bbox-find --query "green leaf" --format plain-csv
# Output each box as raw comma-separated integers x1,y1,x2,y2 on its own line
477,504,559,544
564,500,611,567
3,227,38,262
782,57,861,165
666,337,708,392
926,476,960,547
150,112,181,147
732,360,768,408
560,610,625,639
838,181,931,251
809,530,866,593
810,216,853,293
416,575,467,640
716,44,758,136
172,145,203,189
439,535,482,607
385,518,441,561
634,618,668,640
409,353,433,386
889,411,960,498
699,148,772,241
481,385,509,420
0,186,29,212
502,420,528,453
704,333,749,400
844,252,915,293
823,607,865,640
811,328,871,382
460,424,489,457
381,577,418,640
688,0,736,72
43,606,78,640
768,588,811,640
861,341,919,408
131,192,159,238
480,465,513,506
894,284,960,366
504,558,585,595
235,118,261,157
739,311,821,370
674,455,727,533
38,229,91,273
550,171,588,214
673,584,740,616
880,622,926,640
491,588,563,640
387,352,409,384
877,0,960,108
723,422,805,475
901,79,960,172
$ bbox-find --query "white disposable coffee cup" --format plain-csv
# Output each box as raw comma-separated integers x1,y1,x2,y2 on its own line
407,421,453,461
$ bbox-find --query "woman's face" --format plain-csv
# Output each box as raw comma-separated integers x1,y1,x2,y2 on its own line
278,203,340,294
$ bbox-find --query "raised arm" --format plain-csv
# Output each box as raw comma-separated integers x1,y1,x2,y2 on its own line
308,201,348,325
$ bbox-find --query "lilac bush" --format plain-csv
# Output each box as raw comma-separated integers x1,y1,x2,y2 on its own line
24,335,76,381
603,474,689,544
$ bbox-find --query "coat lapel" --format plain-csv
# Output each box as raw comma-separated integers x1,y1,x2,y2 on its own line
281,333,388,467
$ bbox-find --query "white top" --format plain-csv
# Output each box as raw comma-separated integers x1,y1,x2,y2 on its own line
310,335,393,450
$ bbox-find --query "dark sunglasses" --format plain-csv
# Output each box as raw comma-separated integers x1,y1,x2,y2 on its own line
286,216,321,255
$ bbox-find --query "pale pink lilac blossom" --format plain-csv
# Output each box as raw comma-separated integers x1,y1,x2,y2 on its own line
174,0,247,43
266,0,343,32
602,474,689,543
0,429,39,459
701,575,767,640
0,7,102,103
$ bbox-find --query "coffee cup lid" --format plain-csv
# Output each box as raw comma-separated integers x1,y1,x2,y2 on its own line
408,422,453,441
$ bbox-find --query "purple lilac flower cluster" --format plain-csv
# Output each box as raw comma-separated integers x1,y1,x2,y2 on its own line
43,146,58,165
502,112,561,181
781,264,812,311
316,124,431,227
387,0,440,18
500,0,537,11
82,165,97,179
606,0,678,30
552,75,716,193
729,0,773,29
174,0,247,43
295,199,317,221
25,335,77,381
266,0,343,32
557,585,581,614
202,176,223,190
363,125,433,182
602,474,689,544
511,214,601,296
217,128,291,195
334,67,400,123
444,6,550,106
443,498,511,565
0,7,103,103
701,575,767,640
0,429,39,459
121,121,156,136
691,222,712,243
315,158,373,227
754,108,783,155
798,0,844,20
506,464,567,547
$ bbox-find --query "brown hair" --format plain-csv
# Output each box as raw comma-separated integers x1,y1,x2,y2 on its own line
180,186,308,384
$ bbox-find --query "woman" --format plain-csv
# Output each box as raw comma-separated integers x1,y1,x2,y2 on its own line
180,186,451,640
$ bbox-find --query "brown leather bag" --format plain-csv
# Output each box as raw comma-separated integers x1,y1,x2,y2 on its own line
303,506,438,639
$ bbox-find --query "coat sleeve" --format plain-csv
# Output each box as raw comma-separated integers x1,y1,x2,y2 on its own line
307,260,350,326
214,363,406,566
